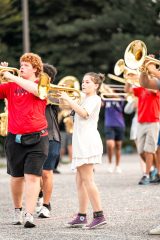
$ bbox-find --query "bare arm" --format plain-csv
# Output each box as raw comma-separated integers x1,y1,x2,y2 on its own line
3,72,38,96
139,62,160,90
139,72,160,90
60,92,88,119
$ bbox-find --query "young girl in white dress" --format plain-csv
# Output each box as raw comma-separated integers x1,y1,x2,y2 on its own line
60,72,106,229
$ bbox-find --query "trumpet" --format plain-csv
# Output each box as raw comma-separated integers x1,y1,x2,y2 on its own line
0,66,19,82
38,73,81,106
124,40,160,70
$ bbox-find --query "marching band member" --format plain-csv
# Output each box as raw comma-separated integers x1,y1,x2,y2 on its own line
0,53,49,228
36,63,61,218
103,90,125,174
125,80,160,185
138,54,160,235
60,72,107,229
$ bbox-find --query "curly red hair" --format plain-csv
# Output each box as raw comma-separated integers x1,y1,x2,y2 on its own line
20,53,43,77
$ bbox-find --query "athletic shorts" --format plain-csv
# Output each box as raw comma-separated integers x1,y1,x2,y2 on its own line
43,140,61,170
5,133,49,177
137,122,159,154
105,126,125,141
60,131,72,149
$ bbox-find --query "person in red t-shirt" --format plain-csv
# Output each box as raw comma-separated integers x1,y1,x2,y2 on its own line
138,58,160,235
0,53,49,228
125,83,160,185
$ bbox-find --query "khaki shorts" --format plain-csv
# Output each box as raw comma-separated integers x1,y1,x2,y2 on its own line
137,122,159,154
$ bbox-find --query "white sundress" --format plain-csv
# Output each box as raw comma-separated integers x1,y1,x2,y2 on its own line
71,94,103,170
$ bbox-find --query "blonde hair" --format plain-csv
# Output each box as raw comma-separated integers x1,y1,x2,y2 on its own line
20,53,43,77
84,72,105,91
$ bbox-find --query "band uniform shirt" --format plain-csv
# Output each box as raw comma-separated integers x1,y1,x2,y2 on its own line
133,87,160,123
72,94,103,162
0,82,47,134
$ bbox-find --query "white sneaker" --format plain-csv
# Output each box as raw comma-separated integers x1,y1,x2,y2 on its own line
115,166,122,174
13,208,23,225
38,206,51,218
107,164,113,173
24,213,36,228
149,225,160,235
36,196,43,213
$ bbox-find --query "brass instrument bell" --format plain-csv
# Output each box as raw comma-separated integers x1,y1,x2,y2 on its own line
124,40,160,70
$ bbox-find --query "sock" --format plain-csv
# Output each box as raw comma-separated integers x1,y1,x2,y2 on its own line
15,207,22,211
39,190,43,198
78,213,86,217
93,211,103,218
43,203,51,211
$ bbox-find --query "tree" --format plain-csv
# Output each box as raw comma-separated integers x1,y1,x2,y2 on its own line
0,0,22,66
0,0,160,152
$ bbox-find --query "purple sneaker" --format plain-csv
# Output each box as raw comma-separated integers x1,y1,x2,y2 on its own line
83,216,107,229
66,214,87,228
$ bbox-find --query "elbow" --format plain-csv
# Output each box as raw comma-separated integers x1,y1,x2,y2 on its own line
81,112,88,119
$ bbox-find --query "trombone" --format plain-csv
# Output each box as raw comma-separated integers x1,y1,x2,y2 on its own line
100,82,128,101
124,40,160,70
107,73,140,87
105,74,135,102
38,73,81,106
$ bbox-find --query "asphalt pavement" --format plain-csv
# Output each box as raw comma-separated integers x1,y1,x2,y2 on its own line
0,153,160,240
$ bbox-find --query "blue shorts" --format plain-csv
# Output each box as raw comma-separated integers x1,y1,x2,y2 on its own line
43,140,61,170
105,126,125,141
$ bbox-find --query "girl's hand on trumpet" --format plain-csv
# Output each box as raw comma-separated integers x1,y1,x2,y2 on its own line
59,91,88,118
59,91,71,102
58,91,72,109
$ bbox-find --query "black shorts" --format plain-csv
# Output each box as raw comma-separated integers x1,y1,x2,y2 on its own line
5,133,49,177
105,126,125,141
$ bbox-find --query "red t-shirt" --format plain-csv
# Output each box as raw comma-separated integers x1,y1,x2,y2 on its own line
0,82,47,134
133,87,160,123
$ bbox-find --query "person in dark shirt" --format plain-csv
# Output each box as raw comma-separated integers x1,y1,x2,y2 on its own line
104,99,125,173
37,63,61,218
